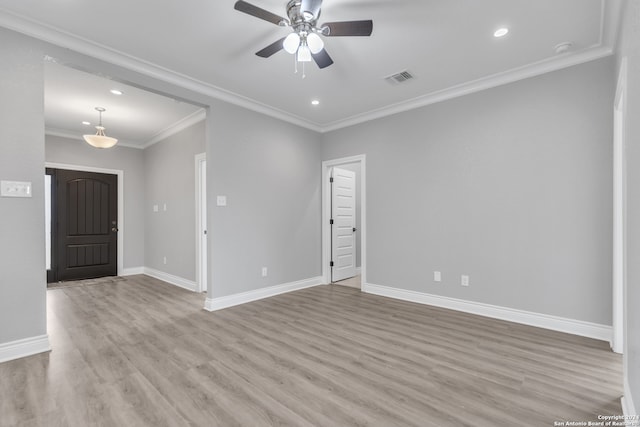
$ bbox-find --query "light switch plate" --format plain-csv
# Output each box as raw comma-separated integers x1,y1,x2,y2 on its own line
217,196,227,207
461,275,470,287
1,180,32,198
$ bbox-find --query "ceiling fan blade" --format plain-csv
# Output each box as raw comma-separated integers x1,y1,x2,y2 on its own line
301,0,323,20
322,20,373,36
234,0,287,26
255,37,286,58
312,49,334,69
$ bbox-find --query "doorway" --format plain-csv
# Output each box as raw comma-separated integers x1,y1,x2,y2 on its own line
46,163,124,282
195,153,207,293
322,155,366,287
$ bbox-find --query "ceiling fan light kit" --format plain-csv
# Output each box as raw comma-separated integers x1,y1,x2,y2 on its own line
283,32,301,53
83,107,118,149
234,0,373,72
306,33,324,54
297,42,312,62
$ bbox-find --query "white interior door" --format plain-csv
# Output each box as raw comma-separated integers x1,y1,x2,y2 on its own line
331,167,356,282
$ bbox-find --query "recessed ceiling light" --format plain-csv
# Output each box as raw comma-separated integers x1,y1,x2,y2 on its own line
554,42,573,54
494,28,509,38
82,121,91,125
110,89,123,95
311,100,320,106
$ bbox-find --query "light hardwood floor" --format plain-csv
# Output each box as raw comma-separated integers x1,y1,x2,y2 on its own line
333,275,361,289
0,275,622,426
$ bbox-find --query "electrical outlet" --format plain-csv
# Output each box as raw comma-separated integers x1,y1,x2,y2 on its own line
434,271,441,282
261,267,268,277
461,275,469,287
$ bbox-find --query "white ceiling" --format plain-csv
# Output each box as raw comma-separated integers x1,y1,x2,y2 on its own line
0,0,621,137
44,62,204,149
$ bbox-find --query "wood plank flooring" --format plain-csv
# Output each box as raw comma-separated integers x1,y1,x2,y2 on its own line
0,275,623,426
333,275,361,289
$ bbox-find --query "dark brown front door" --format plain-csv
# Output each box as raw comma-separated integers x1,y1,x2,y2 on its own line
55,169,118,281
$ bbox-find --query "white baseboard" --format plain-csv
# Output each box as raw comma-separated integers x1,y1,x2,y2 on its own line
121,267,144,276
144,267,197,292
204,276,324,311
622,378,638,417
0,335,51,364
362,283,612,342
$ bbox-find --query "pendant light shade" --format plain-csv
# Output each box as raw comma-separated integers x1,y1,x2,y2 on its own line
306,32,324,54
283,32,301,54
297,43,312,62
83,107,118,149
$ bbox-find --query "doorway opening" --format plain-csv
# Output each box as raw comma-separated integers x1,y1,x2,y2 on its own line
195,153,207,293
322,155,366,288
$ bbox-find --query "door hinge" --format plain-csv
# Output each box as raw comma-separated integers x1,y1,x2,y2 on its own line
330,219,334,225
330,261,334,267
330,177,334,183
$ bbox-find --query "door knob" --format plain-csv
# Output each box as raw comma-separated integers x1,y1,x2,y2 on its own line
112,227,119,232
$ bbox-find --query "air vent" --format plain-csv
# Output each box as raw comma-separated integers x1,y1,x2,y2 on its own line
385,70,415,85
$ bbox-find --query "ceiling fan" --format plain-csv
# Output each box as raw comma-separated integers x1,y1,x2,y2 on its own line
234,0,373,69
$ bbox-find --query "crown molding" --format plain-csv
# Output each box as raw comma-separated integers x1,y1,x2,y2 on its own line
0,8,323,133
142,108,206,149
0,1,620,135
321,45,614,133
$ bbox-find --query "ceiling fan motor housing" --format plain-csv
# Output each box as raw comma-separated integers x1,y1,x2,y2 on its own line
287,0,322,25
287,0,321,34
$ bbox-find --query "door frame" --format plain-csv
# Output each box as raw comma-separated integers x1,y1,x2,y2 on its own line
322,155,366,285
46,162,125,277
45,168,56,283
195,152,207,293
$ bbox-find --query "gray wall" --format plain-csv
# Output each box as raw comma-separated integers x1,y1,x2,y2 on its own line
336,162,361,268
322,57,615,326
617,0,640,412
144,120,205,281
45,135,145,270
208,101,322,297
0,28,47,343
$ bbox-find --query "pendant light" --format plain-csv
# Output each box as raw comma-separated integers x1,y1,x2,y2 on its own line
83,107,118,149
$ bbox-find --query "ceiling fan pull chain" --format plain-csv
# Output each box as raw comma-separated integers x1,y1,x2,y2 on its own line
302,61,306,79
